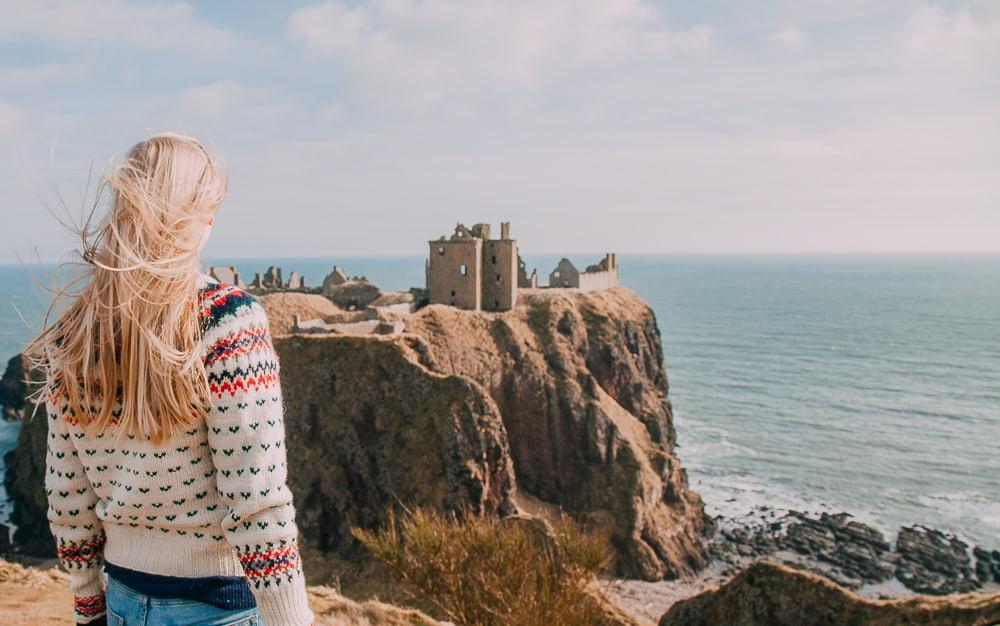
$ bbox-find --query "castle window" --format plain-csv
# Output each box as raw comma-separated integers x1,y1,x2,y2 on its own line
459,264,468,276
451,290,456,297
438,246,445,255
491,255,497,264
494,300,499,308
496,274,501,283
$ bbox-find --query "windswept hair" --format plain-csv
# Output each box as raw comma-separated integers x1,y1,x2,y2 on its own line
24,133,228,445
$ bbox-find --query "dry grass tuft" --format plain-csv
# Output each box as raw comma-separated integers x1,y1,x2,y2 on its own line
353,508,612,626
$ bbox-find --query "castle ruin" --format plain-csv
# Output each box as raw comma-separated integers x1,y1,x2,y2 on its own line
425,222,619,311
548,254,618,291
426,222,518,311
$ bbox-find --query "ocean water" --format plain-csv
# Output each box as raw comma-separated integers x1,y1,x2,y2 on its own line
1,254,998,547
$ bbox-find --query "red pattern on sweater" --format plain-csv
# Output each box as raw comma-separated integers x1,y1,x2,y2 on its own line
75,593,106,617
204,326,272,366
209,372,280,398
57,534,106,565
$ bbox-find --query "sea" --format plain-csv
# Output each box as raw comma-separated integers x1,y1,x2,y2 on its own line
1,254,998,547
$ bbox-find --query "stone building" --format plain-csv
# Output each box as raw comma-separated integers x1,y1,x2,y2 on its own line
322,266,350,291
548,253,618,291
426,222,518,311
517,255,538,288
208,266,243,287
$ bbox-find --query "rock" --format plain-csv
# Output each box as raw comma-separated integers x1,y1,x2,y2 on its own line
658,560,1000,626
0,354,28,421
3,414,56,556
403,286,710,580
896,526,979,594
781,512,894,585
974,546,1000,584
323,280,382,311
258,292,343,334
275,333,517,566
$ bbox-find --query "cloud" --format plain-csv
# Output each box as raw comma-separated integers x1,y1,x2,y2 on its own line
0,60,92,88
903,2,1000,60
0,101,22,135
769,26,810,49
288,0,713,108
771,140,852,159
180,80,247,117
0,0,235,50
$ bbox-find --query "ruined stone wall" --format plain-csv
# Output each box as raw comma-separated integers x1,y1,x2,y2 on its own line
481,239,518,311
427,240,482,310
578,269,619,292
549,259,580,288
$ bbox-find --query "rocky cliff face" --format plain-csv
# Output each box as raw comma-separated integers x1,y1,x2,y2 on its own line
274,333,517,562
401,287,709,580
1,354,55,556
1,285,710,583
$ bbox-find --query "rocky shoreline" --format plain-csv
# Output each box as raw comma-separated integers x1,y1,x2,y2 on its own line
709,507,1000,596
607,506,1000,623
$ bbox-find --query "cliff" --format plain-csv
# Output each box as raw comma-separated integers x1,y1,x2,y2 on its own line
271,285,709,581
1,285,709,585
399,287,709,579
658,561,1000,626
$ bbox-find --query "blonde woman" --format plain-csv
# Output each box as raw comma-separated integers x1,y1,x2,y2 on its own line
25,133,315,626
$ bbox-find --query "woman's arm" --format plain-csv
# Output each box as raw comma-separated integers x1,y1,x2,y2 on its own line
203,293,314,626
45,396,107,625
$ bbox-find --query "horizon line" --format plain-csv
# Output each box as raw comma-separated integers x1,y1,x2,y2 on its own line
3,249,1000,267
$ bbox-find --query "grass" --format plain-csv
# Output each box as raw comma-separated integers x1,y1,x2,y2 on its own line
352,508,612,626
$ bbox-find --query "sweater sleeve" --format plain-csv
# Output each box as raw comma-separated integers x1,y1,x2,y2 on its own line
44,392,108,625
204,296,314,626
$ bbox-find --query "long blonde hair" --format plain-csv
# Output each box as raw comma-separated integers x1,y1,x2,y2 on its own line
25,132,228,445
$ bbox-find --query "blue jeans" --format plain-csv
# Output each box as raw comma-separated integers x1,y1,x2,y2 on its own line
106,575,263,626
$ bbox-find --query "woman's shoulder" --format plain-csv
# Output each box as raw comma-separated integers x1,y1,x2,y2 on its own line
197,274,266,334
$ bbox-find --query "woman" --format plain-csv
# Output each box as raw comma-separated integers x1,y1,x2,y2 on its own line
25,133,315,625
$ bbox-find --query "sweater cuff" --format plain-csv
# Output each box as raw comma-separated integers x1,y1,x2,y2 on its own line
74,591,106,624
255,575,314,626
72,572,107,624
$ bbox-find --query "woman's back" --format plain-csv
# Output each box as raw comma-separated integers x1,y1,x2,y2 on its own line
31,133,314,625
46,274,313,624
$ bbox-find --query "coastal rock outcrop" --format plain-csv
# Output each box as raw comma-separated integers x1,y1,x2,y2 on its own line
710,509,1000,596
0,354,28,421
402,287,709,580
659,560,1000,626
896,526,980,595
274,333,517,566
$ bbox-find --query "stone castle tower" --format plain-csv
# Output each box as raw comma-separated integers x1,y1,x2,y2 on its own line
426,222,518,311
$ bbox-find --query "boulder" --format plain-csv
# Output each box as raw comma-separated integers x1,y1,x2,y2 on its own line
896,526,979,595
659,560,1000,626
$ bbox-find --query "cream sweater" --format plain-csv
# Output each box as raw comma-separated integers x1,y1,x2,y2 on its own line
44,274,314,625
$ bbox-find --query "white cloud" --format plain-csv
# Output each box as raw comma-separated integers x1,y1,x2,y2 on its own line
180,80,247,117
0,0,235,50
0,101,22,135
771,140,852,159
0,60,92,88
769,26,810,49
903,3,1000,60
288,0,713,108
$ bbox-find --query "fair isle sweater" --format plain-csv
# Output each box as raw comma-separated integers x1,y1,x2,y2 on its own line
43,274,315,625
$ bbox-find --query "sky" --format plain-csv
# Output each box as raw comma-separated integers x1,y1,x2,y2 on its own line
0,0,998,263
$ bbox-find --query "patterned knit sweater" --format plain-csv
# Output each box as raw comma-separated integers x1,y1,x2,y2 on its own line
43,274,315,625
